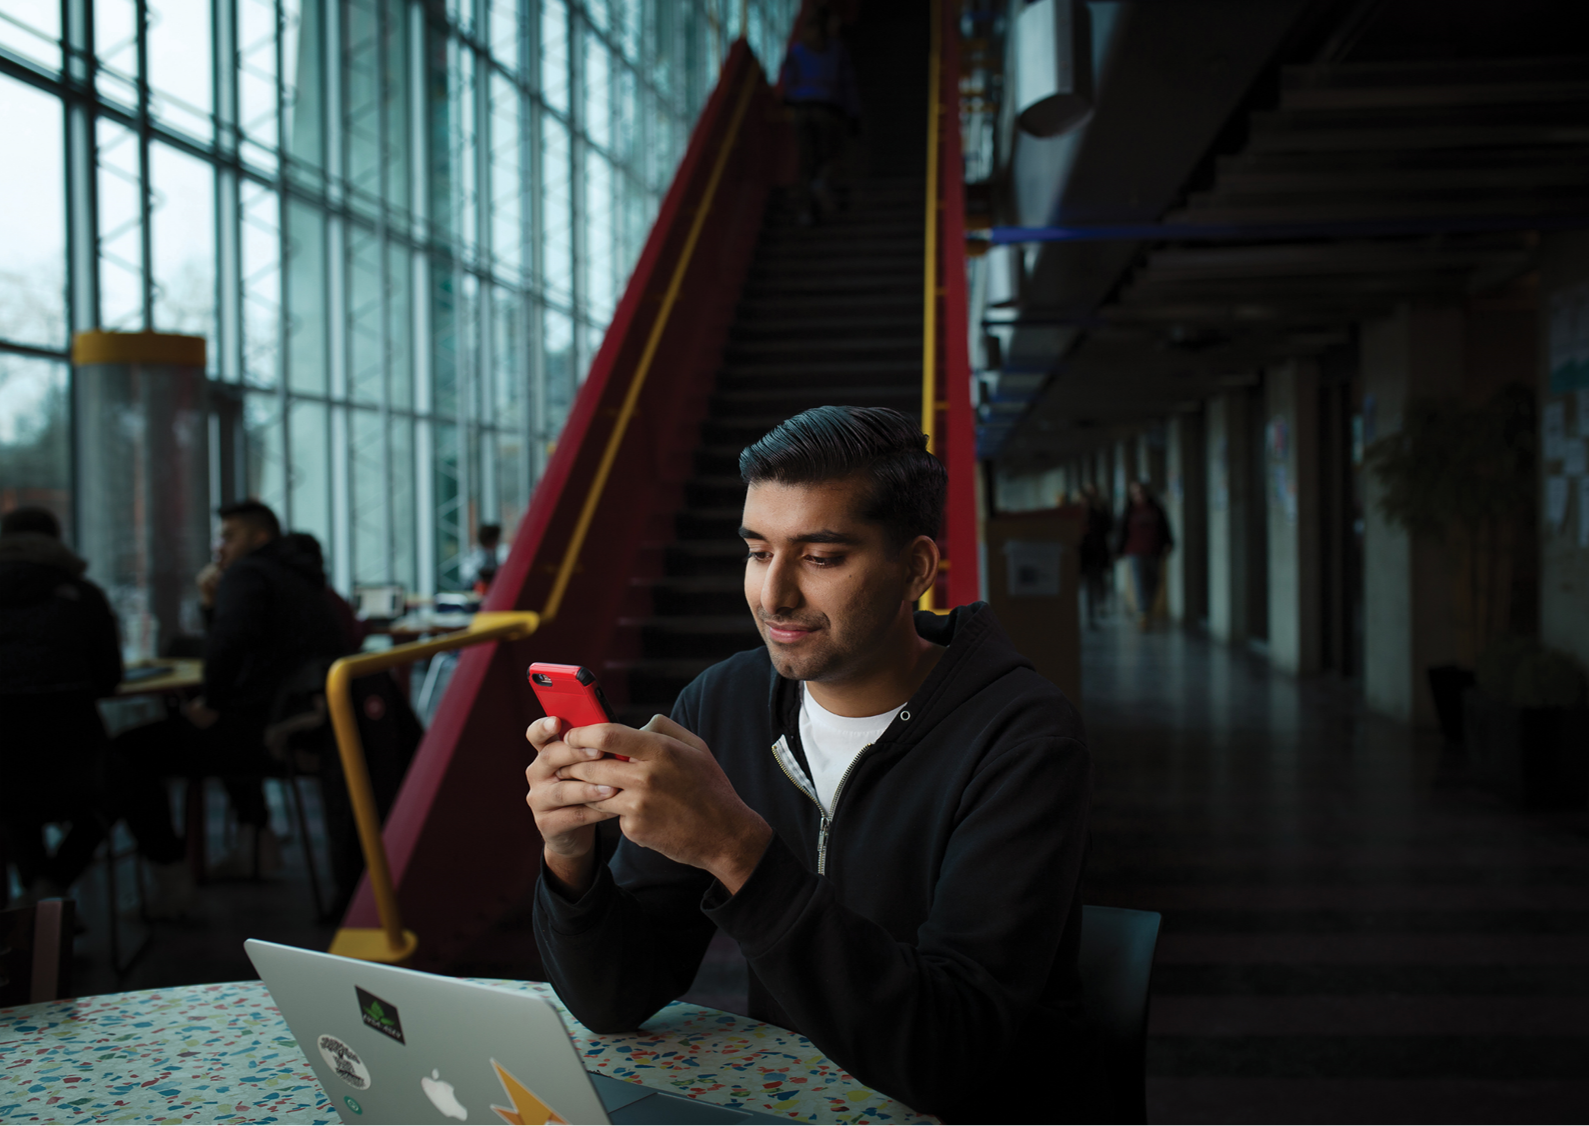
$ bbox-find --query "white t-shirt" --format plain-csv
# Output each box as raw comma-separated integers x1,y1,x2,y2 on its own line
798,685,904,815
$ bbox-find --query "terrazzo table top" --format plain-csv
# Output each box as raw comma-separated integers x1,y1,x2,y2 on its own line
0,977,932,1124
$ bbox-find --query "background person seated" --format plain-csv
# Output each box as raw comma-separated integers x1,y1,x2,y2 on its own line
0,506,124,905
460,522,505,596
113,500,344,880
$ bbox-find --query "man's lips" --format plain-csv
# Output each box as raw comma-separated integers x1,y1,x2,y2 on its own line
764,622,820,643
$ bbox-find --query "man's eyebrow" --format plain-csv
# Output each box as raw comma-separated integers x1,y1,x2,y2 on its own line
738,526,859,545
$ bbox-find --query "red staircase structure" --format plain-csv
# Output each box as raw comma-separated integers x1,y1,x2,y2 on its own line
342,4,979,975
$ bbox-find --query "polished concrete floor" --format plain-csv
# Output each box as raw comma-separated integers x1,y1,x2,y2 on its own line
1081,618,1589,1123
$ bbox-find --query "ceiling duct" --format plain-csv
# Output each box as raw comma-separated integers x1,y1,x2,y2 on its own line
1014,0,1094,137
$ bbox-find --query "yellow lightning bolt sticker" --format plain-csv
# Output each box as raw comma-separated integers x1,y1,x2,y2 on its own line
488,1058,568,1126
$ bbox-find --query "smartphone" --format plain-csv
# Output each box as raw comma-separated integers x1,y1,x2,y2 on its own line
527,662,627,759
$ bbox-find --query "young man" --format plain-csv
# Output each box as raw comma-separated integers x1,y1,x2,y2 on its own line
528,407,1092,1123
114,500,344,882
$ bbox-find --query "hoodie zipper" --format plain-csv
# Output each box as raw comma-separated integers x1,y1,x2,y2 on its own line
771,735,871,876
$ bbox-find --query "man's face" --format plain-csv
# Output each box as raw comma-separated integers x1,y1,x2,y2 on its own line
741,476,921,684
215,517,271,570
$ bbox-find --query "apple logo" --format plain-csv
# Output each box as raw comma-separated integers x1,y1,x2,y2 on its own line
422,1068,469,1120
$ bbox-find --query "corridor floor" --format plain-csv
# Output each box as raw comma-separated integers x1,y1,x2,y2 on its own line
1081,619,1589,1123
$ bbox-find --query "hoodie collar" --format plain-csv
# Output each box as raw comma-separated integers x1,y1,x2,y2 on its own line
767,601,1030,748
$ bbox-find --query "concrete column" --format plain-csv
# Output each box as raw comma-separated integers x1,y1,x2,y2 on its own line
1361,304,1466,725
1205,392,1251,644
1263,360,1322,674
1166,411,1207,625
1539,230,1589,668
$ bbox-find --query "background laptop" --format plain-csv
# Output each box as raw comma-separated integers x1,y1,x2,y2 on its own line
246,939,784,1125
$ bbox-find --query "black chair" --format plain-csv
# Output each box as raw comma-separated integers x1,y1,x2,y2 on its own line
0,898,75,1006
1079,904,1162,1123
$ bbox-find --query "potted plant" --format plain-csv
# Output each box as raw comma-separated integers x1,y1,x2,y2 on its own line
1366,383,1536,742
1464,637,1589,809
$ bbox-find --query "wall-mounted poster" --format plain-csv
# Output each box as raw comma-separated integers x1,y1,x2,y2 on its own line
1004,540,1063,597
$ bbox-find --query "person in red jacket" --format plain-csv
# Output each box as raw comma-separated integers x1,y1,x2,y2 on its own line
1114,480,1175,628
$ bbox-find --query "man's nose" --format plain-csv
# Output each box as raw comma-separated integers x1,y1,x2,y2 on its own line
757,552,801,617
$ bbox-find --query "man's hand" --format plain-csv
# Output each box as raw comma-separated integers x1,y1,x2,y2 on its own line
525,716,619,896
196,563,222,608
566,716,772,894
184,697,220,729
526,715,772,897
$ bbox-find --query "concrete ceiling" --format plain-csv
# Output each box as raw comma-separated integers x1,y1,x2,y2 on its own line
987,0,1589,469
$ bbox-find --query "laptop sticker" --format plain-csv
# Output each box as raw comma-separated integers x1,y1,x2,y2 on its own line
422,1068,469,1120
317,1034,373,1090
343,1096,364,1116
488,1058,568,1125
356,986,407,1044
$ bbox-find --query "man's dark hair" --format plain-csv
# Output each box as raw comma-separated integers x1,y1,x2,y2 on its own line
0,506,61,538
739,406,946,546
478,523,503,548
217,499,281,540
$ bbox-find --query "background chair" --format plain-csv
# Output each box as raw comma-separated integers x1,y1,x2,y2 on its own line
1079,904,1162,1124
0,898,75,1006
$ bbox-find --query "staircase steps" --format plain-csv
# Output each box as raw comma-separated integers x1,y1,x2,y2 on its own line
611,184,924,721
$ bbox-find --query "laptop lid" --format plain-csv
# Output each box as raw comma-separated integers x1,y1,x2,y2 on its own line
245,939,610,1125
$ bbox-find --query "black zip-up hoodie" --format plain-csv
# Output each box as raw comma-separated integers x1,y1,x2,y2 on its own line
534,602,1092,1123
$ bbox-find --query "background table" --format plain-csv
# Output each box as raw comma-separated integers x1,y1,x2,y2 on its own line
115,660,204,697
0,979,933,1123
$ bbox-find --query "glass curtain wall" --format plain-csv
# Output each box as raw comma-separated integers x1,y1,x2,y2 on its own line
0,0,794,592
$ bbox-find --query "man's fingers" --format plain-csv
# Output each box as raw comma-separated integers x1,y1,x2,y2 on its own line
526,715,568,750
641,713,709,753
528,736,602,779
535,803,617,833
532,779,618,809
563,722,656,760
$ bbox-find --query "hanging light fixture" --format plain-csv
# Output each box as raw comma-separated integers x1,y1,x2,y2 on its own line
1014,0,1094,137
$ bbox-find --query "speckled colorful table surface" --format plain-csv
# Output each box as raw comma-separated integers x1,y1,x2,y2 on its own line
0,978,933,1124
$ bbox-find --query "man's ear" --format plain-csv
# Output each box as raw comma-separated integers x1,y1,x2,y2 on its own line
904,534,940,602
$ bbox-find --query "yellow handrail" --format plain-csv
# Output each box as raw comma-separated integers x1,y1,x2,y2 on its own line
326,611,539,964
541,67,761,624
919,0,943,614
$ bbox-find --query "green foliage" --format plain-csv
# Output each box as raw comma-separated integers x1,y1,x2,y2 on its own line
1365,383,1535,540
1476,634,1588,708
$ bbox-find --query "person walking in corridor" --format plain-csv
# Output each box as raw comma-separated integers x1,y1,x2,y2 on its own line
780,4,860,225
1115,480,1174,629
1078,483,1114,627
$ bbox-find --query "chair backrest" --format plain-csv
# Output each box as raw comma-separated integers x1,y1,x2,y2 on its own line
0,898,76,1006
1079,904,1162,1124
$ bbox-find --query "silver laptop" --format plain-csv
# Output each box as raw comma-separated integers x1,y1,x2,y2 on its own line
246,939,783,1125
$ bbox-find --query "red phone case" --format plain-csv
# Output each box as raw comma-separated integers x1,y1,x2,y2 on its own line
527,663,627,759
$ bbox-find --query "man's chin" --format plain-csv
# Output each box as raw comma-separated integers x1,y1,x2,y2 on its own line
765,643,837,683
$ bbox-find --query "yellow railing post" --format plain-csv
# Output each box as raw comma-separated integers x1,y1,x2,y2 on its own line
919,0,944,614
325,611,539,964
